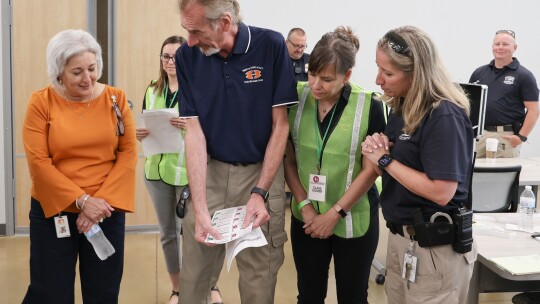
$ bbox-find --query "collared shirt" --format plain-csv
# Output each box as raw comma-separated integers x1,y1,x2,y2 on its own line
176,23,298,163
469,57,539,126
381,100,473,224
291,53,310,82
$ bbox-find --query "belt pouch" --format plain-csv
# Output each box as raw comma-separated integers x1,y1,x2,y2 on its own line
412,208,454,248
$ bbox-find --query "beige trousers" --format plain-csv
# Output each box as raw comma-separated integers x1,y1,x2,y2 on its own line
179,159,287,304
384,230,477,304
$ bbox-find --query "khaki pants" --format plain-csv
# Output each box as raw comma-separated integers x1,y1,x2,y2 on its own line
384,230,477,304
476,128,521,158
179,159,287,304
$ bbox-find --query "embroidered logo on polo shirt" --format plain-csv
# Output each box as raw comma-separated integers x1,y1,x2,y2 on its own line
243,66,264,83
503,76,515,85
399,133,411,140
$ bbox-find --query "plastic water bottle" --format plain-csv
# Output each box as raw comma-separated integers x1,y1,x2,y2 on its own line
85,224,115,260
519,186,536,232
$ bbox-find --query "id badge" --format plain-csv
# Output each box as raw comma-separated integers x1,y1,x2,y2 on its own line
308,172,327,202
402,254,417,282
54,215,71,238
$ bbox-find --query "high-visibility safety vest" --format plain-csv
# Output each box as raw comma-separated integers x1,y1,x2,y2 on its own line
144,84,187,186
289,82,373,238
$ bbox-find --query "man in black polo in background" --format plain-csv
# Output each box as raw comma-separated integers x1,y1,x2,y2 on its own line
470,29,539,157
286,28,310,82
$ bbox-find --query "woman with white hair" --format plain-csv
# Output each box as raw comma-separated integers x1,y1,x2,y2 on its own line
22,29,137,303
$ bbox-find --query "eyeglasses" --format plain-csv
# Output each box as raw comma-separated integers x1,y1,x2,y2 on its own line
111,95,124,136
384,30,411,56
160,54,176,63
496,30,515,38
287,40,307,50
176,186,190,218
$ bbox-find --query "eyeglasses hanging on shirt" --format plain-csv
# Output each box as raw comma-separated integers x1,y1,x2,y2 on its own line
111,95,125,136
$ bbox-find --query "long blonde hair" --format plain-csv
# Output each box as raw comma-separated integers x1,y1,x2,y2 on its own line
378,26,470,134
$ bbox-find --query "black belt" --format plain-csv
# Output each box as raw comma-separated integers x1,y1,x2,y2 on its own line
220,160,258,167
223,161,258,166
386,221,415,238
484,125,514,132
211,156,259,167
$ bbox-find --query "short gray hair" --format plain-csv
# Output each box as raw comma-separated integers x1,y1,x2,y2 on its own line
46,29,103,87
179,0,242,26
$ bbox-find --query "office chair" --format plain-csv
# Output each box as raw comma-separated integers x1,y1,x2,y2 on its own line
513,292,540,304
471,165,521,213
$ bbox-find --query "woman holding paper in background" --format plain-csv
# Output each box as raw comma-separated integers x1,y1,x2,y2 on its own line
135,35,223,304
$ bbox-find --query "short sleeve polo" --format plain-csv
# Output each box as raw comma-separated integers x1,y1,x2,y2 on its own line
469,58,539,126
176,23,298,163
381,101,473,224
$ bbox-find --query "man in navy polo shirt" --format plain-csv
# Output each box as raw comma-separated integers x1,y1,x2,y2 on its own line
470,30,539,158
175,0,297,303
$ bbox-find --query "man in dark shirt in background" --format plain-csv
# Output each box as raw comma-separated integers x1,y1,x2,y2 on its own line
286,28,310,82
470,29,539,157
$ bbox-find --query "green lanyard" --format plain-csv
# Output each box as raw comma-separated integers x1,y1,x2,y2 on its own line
164,83,178,108
314,100,338,172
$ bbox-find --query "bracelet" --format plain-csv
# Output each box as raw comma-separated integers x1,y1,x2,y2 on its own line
80,194,90,210
297,199,312,210
75,196,81,209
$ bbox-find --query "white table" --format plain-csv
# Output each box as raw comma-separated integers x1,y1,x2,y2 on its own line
474,157,540,186
467,213,540,303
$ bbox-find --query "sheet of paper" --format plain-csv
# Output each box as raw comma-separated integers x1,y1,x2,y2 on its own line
205,205,269,271
206,206,253,244
489,254,540,275
225,227,267,271
138,109,183,157
505,223,540,233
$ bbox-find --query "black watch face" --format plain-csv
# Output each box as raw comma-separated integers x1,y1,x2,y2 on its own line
379,155,392,167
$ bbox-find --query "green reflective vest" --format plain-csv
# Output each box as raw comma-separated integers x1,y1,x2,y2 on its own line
289,82,372,238
144,84,187,186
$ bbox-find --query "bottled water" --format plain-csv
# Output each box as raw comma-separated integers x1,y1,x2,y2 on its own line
519,186,536,232
85,224,115,260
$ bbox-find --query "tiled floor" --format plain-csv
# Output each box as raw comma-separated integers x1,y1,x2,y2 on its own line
0,209,517,303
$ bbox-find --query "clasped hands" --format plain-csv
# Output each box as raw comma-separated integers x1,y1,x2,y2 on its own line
76,196,114,233
301,205,340,239
361,132,391,168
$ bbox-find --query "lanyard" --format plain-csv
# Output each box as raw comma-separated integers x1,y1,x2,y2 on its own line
314,100,338,172
164,83,178,108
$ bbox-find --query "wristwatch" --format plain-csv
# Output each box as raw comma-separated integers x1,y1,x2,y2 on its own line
333,204,348,218
517,134,528,143
378,154,393,170
250,187,269,202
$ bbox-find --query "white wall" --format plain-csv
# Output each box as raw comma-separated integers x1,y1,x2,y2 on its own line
239,0,540,156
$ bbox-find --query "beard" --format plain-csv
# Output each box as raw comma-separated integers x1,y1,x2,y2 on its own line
200,47,220,56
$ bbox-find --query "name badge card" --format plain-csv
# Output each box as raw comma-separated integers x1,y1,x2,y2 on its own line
308,173,327,202
54,215,71,238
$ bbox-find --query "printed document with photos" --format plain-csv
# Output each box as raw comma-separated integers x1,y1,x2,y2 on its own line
205,206,268,271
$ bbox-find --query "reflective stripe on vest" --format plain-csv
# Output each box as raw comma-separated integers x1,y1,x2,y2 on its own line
289,82,372,238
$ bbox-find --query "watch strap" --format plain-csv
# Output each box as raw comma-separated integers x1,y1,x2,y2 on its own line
517,134,528,142
250,187,269,202
333,204,347,218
